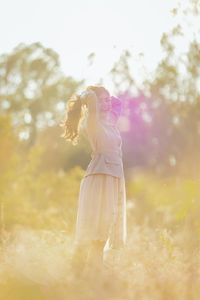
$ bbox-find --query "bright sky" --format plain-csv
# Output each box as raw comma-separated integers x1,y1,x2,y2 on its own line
1,0,180,93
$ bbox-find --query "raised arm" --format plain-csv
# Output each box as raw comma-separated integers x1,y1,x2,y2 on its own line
80,89,99,135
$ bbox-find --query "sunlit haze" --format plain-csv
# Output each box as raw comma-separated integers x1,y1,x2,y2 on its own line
1,0,180,93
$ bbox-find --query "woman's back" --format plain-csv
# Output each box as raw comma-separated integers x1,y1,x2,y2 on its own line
81,112,124,178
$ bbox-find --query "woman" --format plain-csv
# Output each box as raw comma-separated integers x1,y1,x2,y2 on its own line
60,85,127,273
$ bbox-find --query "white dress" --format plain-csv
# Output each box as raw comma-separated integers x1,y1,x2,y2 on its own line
74,99,127,250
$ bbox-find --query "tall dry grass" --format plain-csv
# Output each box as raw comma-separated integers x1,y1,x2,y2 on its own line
0,218,199,300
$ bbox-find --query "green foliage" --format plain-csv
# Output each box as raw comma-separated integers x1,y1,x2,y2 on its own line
127,171,200,231
1,113,199,243
0,114,21,204
0,118,85,232
0,42,84,147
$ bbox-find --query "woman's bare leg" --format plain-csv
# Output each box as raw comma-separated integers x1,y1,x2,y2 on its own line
71,243,90,275
87,240,106,270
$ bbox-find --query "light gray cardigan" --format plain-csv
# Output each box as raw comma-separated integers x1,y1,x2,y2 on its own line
81,93,124,179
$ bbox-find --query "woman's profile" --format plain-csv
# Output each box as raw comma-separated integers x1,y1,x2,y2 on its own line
60,85,127,275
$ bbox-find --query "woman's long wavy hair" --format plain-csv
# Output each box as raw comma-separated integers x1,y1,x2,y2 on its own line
59,85,110,145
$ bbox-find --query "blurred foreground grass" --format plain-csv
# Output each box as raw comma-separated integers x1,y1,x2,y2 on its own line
0,141,200,299
0,218,199,300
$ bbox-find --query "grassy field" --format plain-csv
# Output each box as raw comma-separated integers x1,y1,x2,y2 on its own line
0,142,200,299
0,219,199,300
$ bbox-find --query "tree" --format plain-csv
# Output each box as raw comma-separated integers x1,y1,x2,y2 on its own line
0,42,84,147
108,0,200,178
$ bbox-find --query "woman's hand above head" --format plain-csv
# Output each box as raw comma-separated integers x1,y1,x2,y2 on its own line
80,89,96,106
